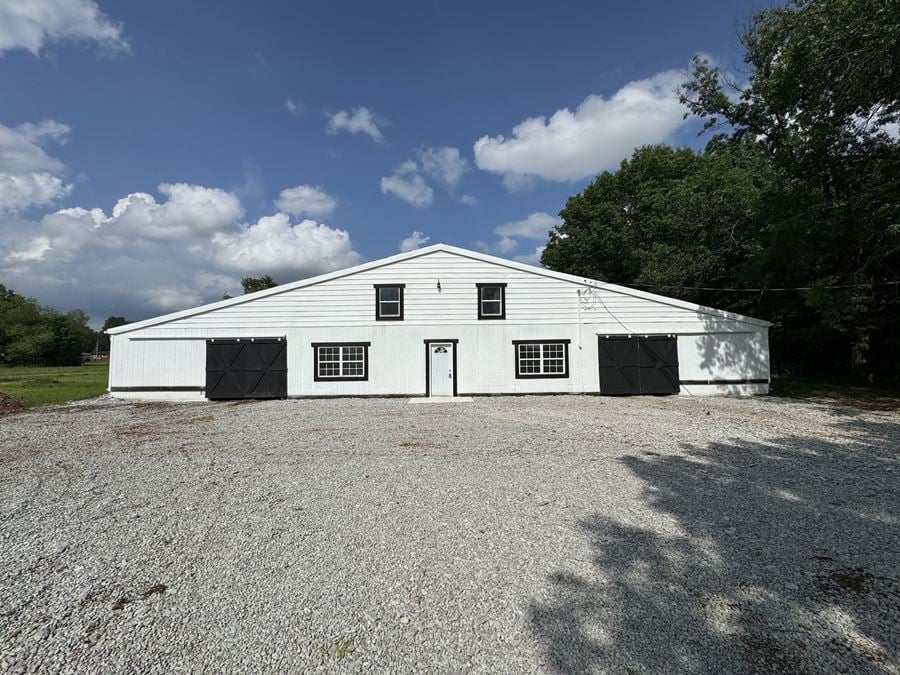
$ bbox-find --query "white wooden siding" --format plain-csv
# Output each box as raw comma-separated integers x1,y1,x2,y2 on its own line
109,248,770,397
131,251,756,331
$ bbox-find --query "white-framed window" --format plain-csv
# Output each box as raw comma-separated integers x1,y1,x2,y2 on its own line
313,342,369,381
513,340,569,378
477,283,506,319
375,285,404,320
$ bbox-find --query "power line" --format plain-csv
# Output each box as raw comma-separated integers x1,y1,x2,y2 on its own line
617,280,900,292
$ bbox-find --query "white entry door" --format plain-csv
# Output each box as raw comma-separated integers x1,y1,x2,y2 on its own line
429,343,454,396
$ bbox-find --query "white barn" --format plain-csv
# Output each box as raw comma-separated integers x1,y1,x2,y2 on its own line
107,244,771,400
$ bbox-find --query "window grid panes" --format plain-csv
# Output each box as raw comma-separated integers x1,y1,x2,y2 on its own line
517,342,567,376
317,345,366,378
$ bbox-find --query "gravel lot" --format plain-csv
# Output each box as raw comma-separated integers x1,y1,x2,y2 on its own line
1,395,898,673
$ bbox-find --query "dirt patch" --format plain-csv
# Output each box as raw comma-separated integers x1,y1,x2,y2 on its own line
826,398,900,412
140,583,167,598
0,392,25,415
817,567,874,594
176,415,215,425
399,441,441,449
111,595,134,611
116,426,157,439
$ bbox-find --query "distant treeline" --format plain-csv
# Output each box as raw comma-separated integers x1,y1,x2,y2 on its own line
0,285,126,366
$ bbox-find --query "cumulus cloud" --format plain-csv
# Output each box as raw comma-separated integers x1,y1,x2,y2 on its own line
0,183,362,322
15,120,71,144
475,237,517,256
274,184,337,218
494,211,558,239
380,146,468,208
285,99,302,115
417,146,468,190
0,120,73,213
399,231,430,252
326,107,384,142
5,235,51,262
99,183,244,239
514,245,546,266
459,194,478,206
212,213,361,278
0,0,128,55
380,160,433,207
476,212,558,260
473,69,688,188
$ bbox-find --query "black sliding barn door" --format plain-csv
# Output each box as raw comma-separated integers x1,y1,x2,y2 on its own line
598,337,640,395
206,338,287,400
598,336,679,395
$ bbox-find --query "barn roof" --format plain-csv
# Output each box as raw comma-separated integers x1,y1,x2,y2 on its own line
107,243,771,334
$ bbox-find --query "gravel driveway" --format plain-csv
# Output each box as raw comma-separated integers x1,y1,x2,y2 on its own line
1,395,898,673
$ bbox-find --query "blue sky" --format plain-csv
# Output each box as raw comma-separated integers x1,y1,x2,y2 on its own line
0,0,755,323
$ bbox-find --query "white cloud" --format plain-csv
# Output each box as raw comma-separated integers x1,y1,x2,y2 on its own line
379,147,467,208
417,146,468,190
285,99,302,115
326,106,384,143
15,120,71,144
473,69,688,187
5,235,50,262
399,231,430,252
0,183,363,323
459,194,478,206
274,184,337,218
494,212,558,239
212,213,361,278
380,160,433,207
0,0,127,55
476,212,558,260
514,245,546,266
101,183,244,239
0,120,73,213
475,237,517,256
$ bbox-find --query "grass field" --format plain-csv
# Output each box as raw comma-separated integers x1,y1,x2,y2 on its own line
0,362,109,408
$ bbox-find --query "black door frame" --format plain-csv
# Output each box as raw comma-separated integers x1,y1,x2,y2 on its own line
423,339,458,397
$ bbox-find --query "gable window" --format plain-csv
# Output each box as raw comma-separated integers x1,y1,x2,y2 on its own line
513,340,570,378
375,284,404,320
476,283,506,319
312,342,370,381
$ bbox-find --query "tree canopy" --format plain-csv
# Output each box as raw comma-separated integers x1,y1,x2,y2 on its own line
241,276,278,294
543,0,900,382
0,285,96,366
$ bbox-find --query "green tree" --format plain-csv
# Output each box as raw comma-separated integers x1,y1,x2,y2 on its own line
0,285,95,366
241,276,277,294
97,316,129,352
543,0,900,382
542,141,774,316
678,0,900,378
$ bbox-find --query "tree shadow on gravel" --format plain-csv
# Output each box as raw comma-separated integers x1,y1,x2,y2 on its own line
529,412,900,674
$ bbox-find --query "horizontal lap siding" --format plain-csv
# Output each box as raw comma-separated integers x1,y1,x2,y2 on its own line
146,251,742,330
111,250,769,396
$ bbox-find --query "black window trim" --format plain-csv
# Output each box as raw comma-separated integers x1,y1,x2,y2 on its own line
312,341,371,382
374,284,405,321
512,339,570,379
476,282,507,320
